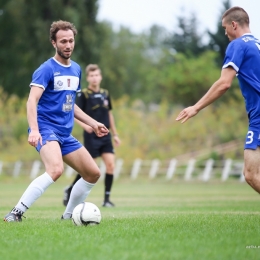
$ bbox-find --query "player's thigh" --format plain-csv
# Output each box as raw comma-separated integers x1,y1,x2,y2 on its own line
101,153,115,171
63,146,100,178
39,141,64,178
244,147,260,175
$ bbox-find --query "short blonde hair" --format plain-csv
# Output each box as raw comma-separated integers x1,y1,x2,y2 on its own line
222,7,249,27
85,64,101,75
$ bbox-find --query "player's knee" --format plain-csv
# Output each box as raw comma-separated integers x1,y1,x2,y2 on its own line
88,169,100,183
106,162,114,173
49,165,64,180
244,168,254,184
94,168,101,180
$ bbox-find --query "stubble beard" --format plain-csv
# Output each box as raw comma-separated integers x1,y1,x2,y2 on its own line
57,48,71,60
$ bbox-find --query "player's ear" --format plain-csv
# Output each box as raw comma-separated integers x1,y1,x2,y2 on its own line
51,40,56,49
231,21,237,30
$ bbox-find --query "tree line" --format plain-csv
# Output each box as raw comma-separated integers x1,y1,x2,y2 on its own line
0,0,240,106
0,0,248,162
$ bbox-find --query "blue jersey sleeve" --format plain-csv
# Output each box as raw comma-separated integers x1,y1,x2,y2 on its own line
30,63,52,90
222,40,245,72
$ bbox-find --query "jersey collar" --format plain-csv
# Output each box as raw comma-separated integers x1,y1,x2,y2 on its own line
52,57,71,67
242,33,253,36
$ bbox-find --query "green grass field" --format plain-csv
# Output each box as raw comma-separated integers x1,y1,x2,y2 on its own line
0,176,259,260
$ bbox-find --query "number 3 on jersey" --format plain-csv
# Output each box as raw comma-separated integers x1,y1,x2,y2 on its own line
246,130,254,144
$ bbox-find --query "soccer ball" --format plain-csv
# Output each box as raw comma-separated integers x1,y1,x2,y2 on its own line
72,202,101,226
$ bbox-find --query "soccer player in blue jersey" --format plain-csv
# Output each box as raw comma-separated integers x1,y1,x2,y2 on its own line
176,7,260,194
4,20,109,222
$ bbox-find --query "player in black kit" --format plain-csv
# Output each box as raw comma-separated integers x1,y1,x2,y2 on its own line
63,64,121,207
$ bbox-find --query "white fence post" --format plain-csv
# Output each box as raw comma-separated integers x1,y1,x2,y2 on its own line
13,161,22,177
202,159,214,182
0,161,3,175
114,159,124,179
65,165,75,178
240,163,245,182
131,159,142,180
1,158,247,182
149,159,160,179
221,159,232,181
184,159,196,181
99,160,106,180
30,160,41,179
166,159,177,180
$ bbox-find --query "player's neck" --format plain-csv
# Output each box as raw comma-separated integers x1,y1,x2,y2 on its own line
237,28,251,38
88,85,100,92
53,54,71,66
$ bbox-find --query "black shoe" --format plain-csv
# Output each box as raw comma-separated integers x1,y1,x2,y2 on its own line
4,209,24,222
63,186,71,206
102,201,115,207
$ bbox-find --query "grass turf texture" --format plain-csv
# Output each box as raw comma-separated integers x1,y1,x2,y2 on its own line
0,176,259,260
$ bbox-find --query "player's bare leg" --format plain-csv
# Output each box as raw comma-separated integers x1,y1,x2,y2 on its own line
3,141,61,222
40,141,64,181
243,148,260,193
64,146,100,182
62,147,100,219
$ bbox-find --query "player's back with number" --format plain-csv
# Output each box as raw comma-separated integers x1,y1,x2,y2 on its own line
223,34,260,125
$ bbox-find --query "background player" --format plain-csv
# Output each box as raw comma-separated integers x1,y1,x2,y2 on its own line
176,7,260,195
4,21,108,222
63,64,121,207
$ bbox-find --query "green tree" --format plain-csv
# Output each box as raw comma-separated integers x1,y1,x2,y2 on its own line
208,0,231,66
159,51,241,106
0,0,101,97
95,23,169,102
166,12,207,57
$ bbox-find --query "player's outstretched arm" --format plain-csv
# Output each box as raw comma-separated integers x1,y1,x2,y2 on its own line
176,106,199,124
74,104,109,137
176,67,236,123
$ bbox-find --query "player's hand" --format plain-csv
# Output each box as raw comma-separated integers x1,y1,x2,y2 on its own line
92,122,109,137
113,135,121,147
28,130,42,147
176,106,199,123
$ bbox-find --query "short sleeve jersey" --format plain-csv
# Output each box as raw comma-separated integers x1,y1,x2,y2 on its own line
76,88,112,129
222,34,260,127
30,57,81,135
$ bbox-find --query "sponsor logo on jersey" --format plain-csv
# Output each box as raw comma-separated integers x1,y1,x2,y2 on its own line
94,94,102,98
62,94,73,112
242,36,254,42
54,76,79,91
103,99,109,106
57,80,63,86
54,72,61,76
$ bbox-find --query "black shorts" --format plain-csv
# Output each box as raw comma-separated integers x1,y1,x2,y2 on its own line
84,132,114,158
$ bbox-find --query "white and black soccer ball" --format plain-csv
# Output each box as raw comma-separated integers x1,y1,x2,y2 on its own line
72,202,101,226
